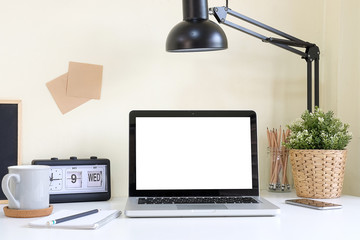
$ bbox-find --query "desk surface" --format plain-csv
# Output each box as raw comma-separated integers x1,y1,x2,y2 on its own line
1,191,359,240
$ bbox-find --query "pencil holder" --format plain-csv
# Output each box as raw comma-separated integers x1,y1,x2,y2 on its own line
268,147,291,192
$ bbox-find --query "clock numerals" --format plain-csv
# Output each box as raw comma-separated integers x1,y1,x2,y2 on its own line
66,171,82,188
71,174,77,183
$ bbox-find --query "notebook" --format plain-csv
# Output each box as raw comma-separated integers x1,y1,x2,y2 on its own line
124,110,280,217
29,210,121,229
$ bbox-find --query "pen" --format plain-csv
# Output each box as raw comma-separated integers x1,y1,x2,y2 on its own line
47,209,100,225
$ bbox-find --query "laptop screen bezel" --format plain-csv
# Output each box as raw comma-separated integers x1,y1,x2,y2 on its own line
129,110,259,197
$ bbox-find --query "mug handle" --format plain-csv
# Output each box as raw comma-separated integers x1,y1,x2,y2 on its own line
1,173,21,209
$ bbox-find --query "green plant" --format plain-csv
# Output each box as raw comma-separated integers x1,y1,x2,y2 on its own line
285,107,352,150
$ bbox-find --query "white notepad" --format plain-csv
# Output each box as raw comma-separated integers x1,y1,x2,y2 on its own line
29,210,121,230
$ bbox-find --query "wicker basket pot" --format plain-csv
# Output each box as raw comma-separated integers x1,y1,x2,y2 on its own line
289,149,347,199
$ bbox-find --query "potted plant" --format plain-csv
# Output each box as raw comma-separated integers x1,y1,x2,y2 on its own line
285,107,352,198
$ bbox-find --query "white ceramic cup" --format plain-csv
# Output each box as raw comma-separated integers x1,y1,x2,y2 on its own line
1,165,50,210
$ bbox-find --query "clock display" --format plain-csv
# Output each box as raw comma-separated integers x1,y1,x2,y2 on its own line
48,165,107,195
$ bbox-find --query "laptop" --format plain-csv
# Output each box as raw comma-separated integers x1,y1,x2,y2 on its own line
124,110,280,217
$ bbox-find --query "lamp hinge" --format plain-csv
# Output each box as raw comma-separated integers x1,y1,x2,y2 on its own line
304,45,320,62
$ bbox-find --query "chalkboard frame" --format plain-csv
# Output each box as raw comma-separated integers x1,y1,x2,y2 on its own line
0,100,21,203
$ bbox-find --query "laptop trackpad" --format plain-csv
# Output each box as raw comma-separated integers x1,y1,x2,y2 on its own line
177,205,228,210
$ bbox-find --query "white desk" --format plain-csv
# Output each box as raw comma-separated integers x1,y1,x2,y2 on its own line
1,191,359,240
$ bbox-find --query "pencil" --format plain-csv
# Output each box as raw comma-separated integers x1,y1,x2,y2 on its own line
47,209,100,225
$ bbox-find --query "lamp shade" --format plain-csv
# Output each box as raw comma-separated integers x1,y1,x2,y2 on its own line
166,0,227,52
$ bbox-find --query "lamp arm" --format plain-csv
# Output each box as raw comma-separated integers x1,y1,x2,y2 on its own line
211,6,319,60
211,6,320,111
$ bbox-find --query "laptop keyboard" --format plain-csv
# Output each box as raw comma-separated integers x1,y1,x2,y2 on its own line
138,197,259,205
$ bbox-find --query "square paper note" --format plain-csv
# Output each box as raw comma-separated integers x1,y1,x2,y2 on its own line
66,62,103,99
46,73,90,114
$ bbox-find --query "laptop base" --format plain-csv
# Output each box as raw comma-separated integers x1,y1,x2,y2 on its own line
125,196,280,217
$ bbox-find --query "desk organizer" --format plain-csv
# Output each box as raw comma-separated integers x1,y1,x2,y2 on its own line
267,127,291,192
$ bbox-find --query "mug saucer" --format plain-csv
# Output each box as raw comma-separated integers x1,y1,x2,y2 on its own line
3,205,53,218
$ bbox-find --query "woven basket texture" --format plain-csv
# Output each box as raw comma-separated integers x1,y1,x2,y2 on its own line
289,149,347,199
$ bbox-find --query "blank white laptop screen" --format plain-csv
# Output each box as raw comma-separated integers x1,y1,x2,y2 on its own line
135,117,252,190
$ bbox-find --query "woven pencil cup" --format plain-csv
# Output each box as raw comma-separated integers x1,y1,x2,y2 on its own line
289,149,347,199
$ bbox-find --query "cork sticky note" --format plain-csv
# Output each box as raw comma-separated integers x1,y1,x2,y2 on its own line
66,62,103,99
46,73,91,114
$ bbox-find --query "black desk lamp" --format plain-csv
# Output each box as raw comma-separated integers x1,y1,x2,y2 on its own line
166,0,320,112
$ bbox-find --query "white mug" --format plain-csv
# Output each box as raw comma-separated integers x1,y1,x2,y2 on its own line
1,165,50,210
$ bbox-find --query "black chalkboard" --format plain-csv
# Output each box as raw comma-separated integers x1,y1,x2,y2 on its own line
0,100,21,203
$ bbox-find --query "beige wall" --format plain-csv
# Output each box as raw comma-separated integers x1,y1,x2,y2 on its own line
323,0,360,195
0,0,358,196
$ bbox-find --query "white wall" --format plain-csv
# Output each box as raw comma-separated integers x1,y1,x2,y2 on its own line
2,0,358,197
